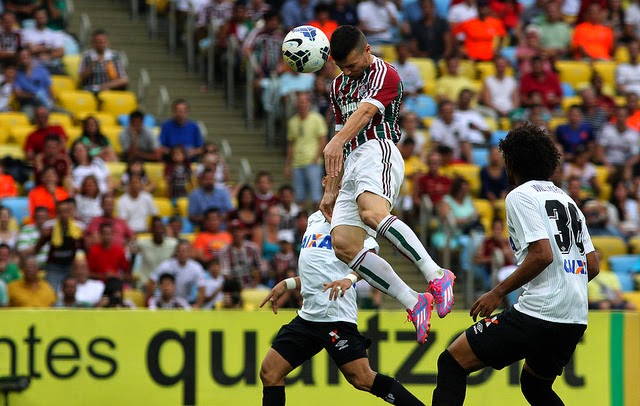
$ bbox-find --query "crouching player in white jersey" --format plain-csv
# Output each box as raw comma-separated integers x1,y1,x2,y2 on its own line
260,210,427,406
431,123,600,406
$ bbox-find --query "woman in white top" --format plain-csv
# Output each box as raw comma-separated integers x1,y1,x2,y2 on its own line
70,141,111,194
75,175,104,225
480,55,518,118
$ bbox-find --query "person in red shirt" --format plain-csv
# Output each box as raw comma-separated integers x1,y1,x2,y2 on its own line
254,170,279,219
571,3,613,60
489,0,521,37
87,222,130,282
33,134,72,187
193,208,232,263
413,151,453,211
519,56,562,110
85,193,135,248
24,105,67,162
454,0,506,61
307,4,338,40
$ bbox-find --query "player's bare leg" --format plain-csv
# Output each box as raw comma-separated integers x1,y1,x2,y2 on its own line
357,191,455,317
339,358,424,405
260,348,294,406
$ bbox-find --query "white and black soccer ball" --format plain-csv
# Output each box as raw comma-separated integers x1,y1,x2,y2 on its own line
282,25,330,74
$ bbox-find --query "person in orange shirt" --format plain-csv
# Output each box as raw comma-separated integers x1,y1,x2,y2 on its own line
307,4,338,40
28,166,70,220
193,208,232,263
571,3,613,60
0,162,17,198
454,0,506,61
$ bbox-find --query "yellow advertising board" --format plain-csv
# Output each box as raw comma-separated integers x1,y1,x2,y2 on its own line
0,310,637,406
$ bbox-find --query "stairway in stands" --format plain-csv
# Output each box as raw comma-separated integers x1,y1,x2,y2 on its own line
68,0,432,309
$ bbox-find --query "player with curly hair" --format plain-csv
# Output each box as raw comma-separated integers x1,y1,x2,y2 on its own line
431,122,600,406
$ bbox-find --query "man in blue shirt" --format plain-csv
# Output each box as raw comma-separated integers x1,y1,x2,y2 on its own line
555,105,595,161
14,47,53,116
159,98,204,161
188,168,233,227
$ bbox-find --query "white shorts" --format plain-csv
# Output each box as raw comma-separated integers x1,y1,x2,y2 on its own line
331,139,404,237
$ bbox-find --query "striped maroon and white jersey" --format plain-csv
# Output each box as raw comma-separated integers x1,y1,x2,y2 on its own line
330,55,403,156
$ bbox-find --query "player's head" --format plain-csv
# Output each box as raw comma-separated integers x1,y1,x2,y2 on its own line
330,25,370,80
498,122,559,185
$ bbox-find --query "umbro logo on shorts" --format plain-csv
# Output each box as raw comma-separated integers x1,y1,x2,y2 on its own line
472,316,498,334
335,339,349,351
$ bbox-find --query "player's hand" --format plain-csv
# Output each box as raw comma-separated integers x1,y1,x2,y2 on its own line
322,278,354,301
470,290,503,322
260,281,287,314
323,137,344,178
319,191,337,223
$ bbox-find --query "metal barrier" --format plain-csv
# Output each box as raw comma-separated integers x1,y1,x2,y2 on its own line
220,139,232,160
167,0,177,54
196,120,208,138
185,3,196,72
264,71,279,147
206,20,217,87
245,54,256,129
156,85,170,119
147,0,158,38
79,13,92,48
130,0,139,20
239,157,253,184
225,37,238,109
137,68,150,103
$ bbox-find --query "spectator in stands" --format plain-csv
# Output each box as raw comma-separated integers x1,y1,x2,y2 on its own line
71,252,104,306
521,0,546,26
474,218,513,291
70,141,110,195
28,166,70,220
254,170,279,218
330,0,359,27
399,111,428,156
220,219,265,289
392,43,424,99
165,145,193,202
435,56,475,103
78,116,118,162
516,24,546,75
399,137,427,212
606,0,630,44
308,4,338,39
85,193,135,247
572,3,614,60
148,273,191,309
268,229,298,288
429,100,471,162
588,268,636,310
79,29,128,93
0,243,20,285
14,48,54,117
87,222,130,282
227,185,260,235
413,151,453,209
4,0,41,23
166,215,183,239
480,55,518,118
538,1,572,59
284,92,326,208
627,0,640,40
608,179,640,239
36,198,83,290
197,0,233,31
21,9,64,73
116,174,158,233
120,158,155,194
596,105,638,179
202,258,225,309
132,216,177,290
580,87,609,135
479,146,509,211
55,276,91,307
293,211,308,254
555,105,595,161
454,0,506,61
406,0,452,61
75,176,103,225
357,0,400,45
97,277,135,308
447,0,477,28
0,207,17,249
590,72,616,115
276,185,300,231
0,64,16,111
454,89,491,147
0,11,21,67
210,1,250,84
243,11,284,83
43,0,67,30
119,110,161,162
193,208,232,263
627,92,640,131
159,98,204,162
147,240,206,307
616,41,640,97
0,279,9,306
0,162,17,198
564,144,600,198
17,206,50,267
187,168,233,227
253,205,282,262
489,0,521,41
583,199,619,237
197,146,230,188
33,135,71,188
24,105,67,161
280,0,317,31
519,56,562,110
8,256,55,307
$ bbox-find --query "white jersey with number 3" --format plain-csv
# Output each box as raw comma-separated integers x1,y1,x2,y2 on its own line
507,181,594,325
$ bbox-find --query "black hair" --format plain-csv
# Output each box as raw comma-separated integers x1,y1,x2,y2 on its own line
159,273,176,283
330,25,366,62
498,122,560,183
204,208,221,218
449,176,468,197
278,184,294,194
92,28,108,37
236,184,256,210
129,110,144,121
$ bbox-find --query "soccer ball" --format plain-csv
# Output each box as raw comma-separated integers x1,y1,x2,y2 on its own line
282,25,330,74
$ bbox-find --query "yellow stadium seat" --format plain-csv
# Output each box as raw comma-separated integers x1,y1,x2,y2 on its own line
593,165,612,200
561,96,582,113
98,90,138,117
623,292,640,309
422,117,435,128
153,197,173,217
615,46,629,63
484,117,498,131
0,144,25,160
123,288,146,308
176,197,189,217
147,0,169,13
593,61,617,89
241,288,271,311
8,125,35,147
548,117,567,132
475,61,514,81
555,61,593,89
75,111,117,127
408,57,437,82
50,75,76,101
591,236,627,267
62,54,81,84
629,236,640,254
181,233,195,243
438,58,476,79
48,112,73,128
105,161,127,185
0,112,30,131
472,198,493,233
499,117,510,131
58,90,98,118
442,163,481,196
144,162,168,197
65,126,83,147
614,96,626,106
100,125,124,154
379,44,397,62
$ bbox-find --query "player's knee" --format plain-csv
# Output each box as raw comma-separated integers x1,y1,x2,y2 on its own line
359,208,387,229
331,232,359,264
343,370,374,392
520,368,556,405
260,363,285,387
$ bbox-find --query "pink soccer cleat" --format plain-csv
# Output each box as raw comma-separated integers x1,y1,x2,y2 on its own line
429,269,456,318
406,292,434,344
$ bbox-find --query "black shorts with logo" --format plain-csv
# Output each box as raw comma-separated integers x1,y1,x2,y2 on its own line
465,306,587,378
271,315,370,368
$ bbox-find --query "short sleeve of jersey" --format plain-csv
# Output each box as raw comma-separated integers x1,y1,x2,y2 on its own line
579,207,595,255
329,80,344,130
361,62,402,115
506,189,549,246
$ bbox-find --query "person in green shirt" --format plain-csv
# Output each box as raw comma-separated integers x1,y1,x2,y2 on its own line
0,243,21,284
538,2,572,59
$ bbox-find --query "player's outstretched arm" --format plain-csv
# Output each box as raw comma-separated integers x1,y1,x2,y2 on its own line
260,277,301,314
322,273,358,301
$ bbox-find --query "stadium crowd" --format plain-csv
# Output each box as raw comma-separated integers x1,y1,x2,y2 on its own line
0,0,639,311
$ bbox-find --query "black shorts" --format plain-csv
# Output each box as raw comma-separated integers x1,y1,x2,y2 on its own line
465,307,586,378
271,316,370,368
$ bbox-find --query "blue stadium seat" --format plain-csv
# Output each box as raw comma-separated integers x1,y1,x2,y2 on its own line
1,197,29,226
433,0,451,18
500,47,517,66
561,82,575,97
118,113,156,128
472,147,489,167
491,130,508,146
608,255,639,292
404,95,437,118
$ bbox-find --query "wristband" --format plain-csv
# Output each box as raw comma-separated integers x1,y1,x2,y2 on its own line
345,274,358,286
284,277,297,290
